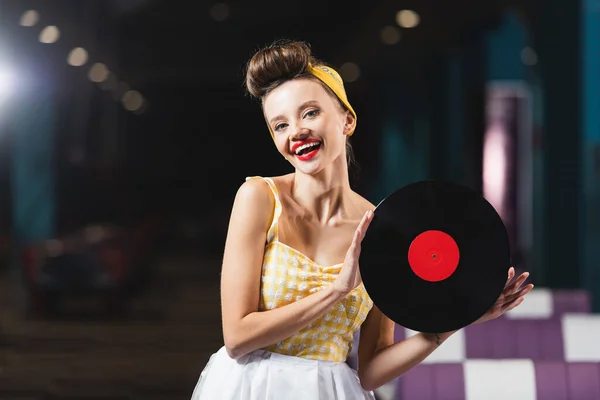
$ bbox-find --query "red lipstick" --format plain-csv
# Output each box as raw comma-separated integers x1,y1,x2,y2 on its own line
291,139,322,162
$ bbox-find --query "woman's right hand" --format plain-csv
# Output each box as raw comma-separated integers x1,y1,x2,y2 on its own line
332,209,375,296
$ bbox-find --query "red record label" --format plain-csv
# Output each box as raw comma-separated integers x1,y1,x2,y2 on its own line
407,230,460,282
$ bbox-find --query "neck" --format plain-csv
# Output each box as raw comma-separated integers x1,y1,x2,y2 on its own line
291,157,353,223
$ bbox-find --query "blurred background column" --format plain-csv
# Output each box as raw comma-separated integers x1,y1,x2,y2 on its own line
4,4,62,309
0,2,16,274
423,27,486,191
10,64,58,246
4,6,60,250
482,12,534,277
372,35,486,202
533,0,585,294
579,0,600,311
374,77,431,201
442,50,467,185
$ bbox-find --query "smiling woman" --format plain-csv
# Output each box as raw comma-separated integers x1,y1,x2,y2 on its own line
188,38,532,400
189,38,382,400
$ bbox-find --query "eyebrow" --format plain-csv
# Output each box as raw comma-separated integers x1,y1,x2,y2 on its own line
269,100,321,125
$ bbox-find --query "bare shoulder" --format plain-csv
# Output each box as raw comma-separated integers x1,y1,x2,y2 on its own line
229,178,276,229
235,177,273,205
268,173,295,194
352,191,377,213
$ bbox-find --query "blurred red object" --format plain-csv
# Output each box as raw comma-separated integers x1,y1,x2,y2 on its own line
20,217,164,315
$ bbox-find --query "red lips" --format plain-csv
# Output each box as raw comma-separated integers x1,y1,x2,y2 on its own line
292,138,322,162
291,138,321,153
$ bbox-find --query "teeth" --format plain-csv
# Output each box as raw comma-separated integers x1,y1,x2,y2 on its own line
295,142,320,155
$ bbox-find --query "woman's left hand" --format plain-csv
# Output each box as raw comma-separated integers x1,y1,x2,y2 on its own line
473,267,534,325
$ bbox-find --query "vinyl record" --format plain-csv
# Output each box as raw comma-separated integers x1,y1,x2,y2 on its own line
359,180,511,334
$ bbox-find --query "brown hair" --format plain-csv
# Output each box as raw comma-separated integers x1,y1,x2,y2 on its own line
245,40,318,99
244,39,359,177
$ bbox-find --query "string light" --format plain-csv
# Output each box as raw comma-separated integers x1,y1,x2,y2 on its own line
210,3,230,21
396,10,420,28
16,10,146,115
381,26,401,45
122,90,144,112
67,47,89,67
19,10,40,27
39,26,60,44
88,63,109,83
339,62,360,83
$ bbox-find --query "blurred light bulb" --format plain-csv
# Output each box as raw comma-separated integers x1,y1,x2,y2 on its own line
381,25,401,45
339,62,360,83
20,10,40,27
122,90,144,111
39,26,60,43
396,10,420,28
210,3,230,21
67,47,89,66
521,47,538,66
88,63,109,82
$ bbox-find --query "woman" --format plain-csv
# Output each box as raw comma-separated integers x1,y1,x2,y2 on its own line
191,39,533,399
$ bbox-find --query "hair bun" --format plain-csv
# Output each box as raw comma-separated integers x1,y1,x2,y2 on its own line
245,39,318,99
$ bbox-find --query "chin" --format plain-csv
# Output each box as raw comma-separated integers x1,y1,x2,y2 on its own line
290,158,327,176
297,165,326,176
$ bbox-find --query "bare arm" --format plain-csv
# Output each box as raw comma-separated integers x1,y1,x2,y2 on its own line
220,179,348,359
355,267,532,390
356,306,456,391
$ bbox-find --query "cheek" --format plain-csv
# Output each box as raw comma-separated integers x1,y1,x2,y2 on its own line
334,137,347,154
275,136,289,155
327,115,347,137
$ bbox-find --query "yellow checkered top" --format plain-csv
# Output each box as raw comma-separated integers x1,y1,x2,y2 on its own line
247,176,374,362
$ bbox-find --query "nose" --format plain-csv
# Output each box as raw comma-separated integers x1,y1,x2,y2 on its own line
289,123,310,141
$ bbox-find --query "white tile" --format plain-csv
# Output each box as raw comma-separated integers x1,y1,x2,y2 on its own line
464,359,537,400
505,288,553,319
562,313,600,361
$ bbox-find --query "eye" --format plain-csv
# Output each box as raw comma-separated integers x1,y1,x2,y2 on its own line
304,109,320,118
274,122,288,131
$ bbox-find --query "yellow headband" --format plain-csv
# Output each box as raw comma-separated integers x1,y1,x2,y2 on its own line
266,63,357,138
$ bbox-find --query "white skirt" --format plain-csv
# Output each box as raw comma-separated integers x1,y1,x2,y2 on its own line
191,346,376,400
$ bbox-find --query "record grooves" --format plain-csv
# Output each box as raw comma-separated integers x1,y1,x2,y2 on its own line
359,180,511,334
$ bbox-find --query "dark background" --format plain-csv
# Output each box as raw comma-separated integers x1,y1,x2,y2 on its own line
0,0,598,398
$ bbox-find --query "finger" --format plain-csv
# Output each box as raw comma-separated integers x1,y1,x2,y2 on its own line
347,228,362,258
503,283,534,304
505,272,530,293
347,211,375,262
504,271,528,292
506,283,533,302
501,295,525,312
505,267,515,286
356,210,374,242
353,211,370,239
